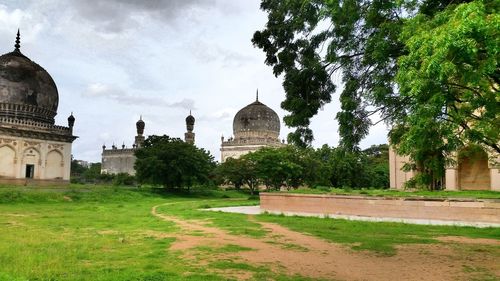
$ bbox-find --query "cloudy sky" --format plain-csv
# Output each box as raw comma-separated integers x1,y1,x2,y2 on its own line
0,0,389,162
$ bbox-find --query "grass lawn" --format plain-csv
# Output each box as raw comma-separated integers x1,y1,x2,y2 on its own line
258,213,500,255
283,187,500,199
0,185,498,280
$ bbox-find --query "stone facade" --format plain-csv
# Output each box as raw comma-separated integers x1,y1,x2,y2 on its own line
388,147,416,189
444,147,500,191
260,193,500,225
0,134,73,185
221,136,285,162
220,92,285,162
101,147,136,175
0,31,76,185
389,145,500,191
101,118,144,175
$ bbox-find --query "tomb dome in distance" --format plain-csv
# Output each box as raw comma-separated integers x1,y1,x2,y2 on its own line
232,91,280,139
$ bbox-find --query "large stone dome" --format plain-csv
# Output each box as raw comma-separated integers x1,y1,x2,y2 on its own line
233,98,280,138
0,43,59,124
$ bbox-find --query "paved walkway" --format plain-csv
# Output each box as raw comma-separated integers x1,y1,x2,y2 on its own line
205,205,500,228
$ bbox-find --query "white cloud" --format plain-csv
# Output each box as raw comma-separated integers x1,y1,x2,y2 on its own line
1,0,389,162
82,83,195,110
68,0,217,34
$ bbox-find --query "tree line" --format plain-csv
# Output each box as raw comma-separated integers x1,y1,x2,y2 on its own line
121,135,388,192
72,136,388,191
216,144,389,194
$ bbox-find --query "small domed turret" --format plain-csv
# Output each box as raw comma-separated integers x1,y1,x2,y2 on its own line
136,116,145,136
68,112,75,128
134,116,145,148
184,111,195,144
186,110,195,131
186,114,195,126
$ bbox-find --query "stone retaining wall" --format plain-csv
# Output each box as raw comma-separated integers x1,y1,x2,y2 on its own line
0,178,69,186
260,193,500,224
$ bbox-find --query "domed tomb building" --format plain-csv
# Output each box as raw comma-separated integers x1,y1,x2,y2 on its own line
220,91,285,162
101,112,196,175
0,31,77,185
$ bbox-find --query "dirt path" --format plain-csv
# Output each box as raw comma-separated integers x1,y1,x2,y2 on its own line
151,203,499,281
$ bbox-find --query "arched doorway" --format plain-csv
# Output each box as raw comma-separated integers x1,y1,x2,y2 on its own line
22,148,40,179
458,147,490,190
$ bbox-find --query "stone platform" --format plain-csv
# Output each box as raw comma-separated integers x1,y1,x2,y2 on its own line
256,193,500,227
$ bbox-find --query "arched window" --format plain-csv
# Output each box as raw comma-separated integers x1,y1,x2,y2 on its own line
0,145,16,178
46,150,64,179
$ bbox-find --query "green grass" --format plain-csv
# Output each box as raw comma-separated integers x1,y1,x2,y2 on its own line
257,213,500,255
0,185,499,280
0,186,301,280
195,244,254,254
283,187,500,199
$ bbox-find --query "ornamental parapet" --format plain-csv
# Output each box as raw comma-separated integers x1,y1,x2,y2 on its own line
102,148,137,155
222,137,285,147
0,103,57,124
0,116,72,135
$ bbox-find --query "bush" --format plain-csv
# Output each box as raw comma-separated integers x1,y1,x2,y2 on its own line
112,173,136,186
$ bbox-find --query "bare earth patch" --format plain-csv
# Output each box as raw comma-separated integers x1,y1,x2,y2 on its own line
97,230,120,235
151,204,499,281
2,213,31,217
436,236,500,246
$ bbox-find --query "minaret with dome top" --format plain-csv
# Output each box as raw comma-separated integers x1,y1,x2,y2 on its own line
220,89,285,162
185,111,195,144
0,30,77,185
135,116,145,148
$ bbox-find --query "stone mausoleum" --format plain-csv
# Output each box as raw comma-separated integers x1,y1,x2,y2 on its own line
101,112,196,175
389,146,500,191
220,90,285,162
0,31,77,185
100,117,145,175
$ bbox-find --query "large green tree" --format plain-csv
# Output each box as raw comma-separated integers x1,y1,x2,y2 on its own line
253,0,498,188
245,147,304,190
394,0,499,152
393,0,499,188
134,135,215,189
216,157,260,194
216,158,245,189
252,0,415,149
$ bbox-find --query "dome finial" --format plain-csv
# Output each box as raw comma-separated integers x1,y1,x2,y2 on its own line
14,29,21,52
256,88,259,102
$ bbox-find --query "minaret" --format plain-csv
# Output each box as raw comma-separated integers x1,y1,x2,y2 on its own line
135,116,145,148
67,112,75,134
185,110,195,144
